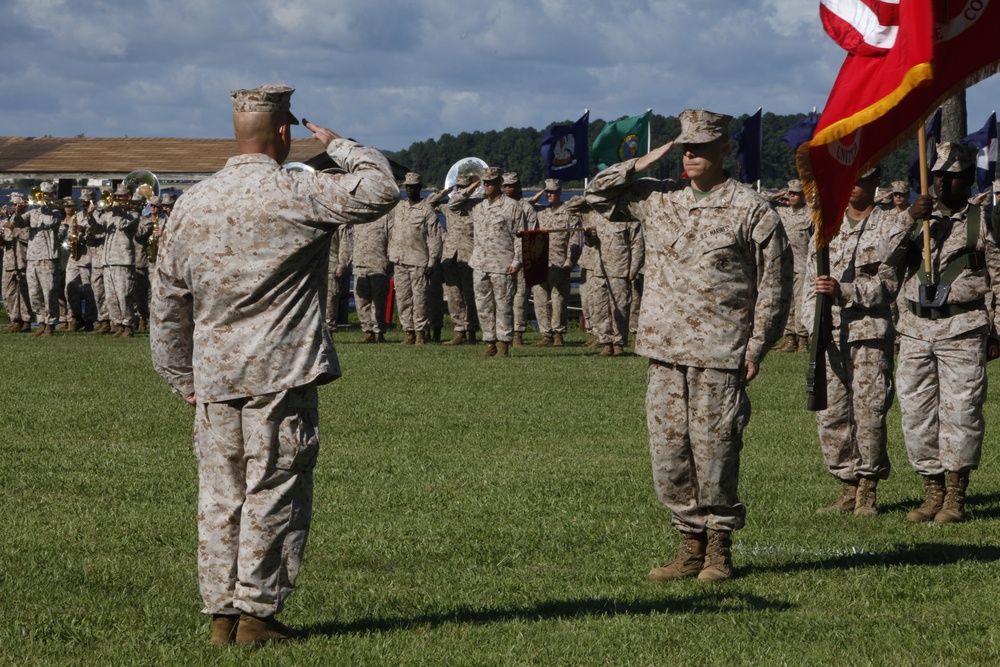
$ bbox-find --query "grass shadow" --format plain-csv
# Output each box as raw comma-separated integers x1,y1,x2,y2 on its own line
302,590,792,637
750,542,1000,576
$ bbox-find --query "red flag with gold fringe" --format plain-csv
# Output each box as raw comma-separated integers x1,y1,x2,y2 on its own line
520,231,549,287
797,0,1000,247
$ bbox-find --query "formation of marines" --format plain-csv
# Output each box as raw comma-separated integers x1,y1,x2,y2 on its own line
5,86,999,644
1,185,175,336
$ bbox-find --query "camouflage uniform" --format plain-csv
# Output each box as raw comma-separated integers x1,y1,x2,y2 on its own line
513,198,540,334
802,206,909,484
587,160,790,535
440,186,478,334
388,197,443,335
65,209,97,325
150,94,399,620
2,211,32,326
449,188,528,344
569,197,643,347
532,195,580,338
777,202,813,340
134,211,158,327
88,209,110,327
100,207,149,329
351,216,392,335
893,203,1000,477
325,225,352,331
13,204,64,326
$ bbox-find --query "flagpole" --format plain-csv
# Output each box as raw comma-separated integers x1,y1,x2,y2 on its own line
647,108,653,155
918,122,932,276
584,108,590,189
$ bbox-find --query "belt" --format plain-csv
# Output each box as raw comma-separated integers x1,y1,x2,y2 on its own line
907,297,985,320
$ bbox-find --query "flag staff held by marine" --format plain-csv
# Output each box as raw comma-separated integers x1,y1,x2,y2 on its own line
796,0,1000,411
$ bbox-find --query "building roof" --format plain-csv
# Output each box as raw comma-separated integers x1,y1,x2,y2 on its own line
0,136,325,182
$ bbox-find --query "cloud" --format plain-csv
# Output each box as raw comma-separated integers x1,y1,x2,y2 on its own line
0,0,997,151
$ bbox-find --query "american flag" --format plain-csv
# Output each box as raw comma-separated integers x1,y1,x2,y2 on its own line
820,0,900,56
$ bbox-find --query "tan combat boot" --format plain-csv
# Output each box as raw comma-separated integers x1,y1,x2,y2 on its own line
209,614,239,646
533,335,553,347
596,343,614,357
401,330,416,345
443,331,468,345
775,333,797,352
854,478,878,516
37,323,54,337
698,530,733,582
1,322,17,333
552,332,564,347
480,342,498,357
585,334,599,347
935,471,969,524
119,325,135,338
137,317,148,332
613,344,626,356
648,531,707,581
415,331,427,345
17,321,31,333
496,341,510,357
817,480,859,514
29,323,44,337
234,614,298,645
512,332,524,347
797,335,809,353
906,474,945,523
357,331,376,343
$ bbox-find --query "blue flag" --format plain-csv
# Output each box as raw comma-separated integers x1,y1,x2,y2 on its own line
541,111,590,181
733,109,762,184
963,112,997,193
909,108,942,193
777,112,818,150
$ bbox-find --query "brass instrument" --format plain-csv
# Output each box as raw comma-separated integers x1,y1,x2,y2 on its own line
68,215,81,261
96,191,114,211
444,157,488,195
148,219,159,264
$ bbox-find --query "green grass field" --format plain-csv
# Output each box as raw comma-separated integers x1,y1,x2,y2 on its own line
2,326,1000,666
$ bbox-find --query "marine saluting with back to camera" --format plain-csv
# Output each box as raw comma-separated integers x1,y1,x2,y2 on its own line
150,84,399,645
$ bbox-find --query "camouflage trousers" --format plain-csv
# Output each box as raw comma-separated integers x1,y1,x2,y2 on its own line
531,267,571,335
105,265,138,328
91,263,109,322
193,383,319,617
816,337,894,481
353,269,389,333
897,332,985,475
473,270,515,343
428,262,444,330
513,270,530,332
394,263,431,332
26,259,60,326
784,248,809,337
2,268,32,322
629,274,643,334
646,360,750,533
442,258,478,332
578,269,593,331
588,274,631,346
66,261,97,322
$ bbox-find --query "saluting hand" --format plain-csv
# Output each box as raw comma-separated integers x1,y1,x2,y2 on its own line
304,119,341,148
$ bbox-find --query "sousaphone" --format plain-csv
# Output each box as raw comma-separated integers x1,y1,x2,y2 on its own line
445,157,488,195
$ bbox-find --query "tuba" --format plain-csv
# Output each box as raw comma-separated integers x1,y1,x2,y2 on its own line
444,157,488,195
123,169,161,211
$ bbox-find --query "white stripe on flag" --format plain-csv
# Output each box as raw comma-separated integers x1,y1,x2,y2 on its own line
821,0,899,50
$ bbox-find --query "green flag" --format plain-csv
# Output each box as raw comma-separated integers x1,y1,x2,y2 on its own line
591,111,652,171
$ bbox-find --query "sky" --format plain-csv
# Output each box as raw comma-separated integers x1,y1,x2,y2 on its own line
3,0,999,152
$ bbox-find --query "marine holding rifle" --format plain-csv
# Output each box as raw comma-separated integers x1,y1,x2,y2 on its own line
803,165,913,517
889,142,1000,524
586,109,791,582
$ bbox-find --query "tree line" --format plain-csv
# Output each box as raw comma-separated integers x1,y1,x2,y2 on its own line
385,112,922,191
